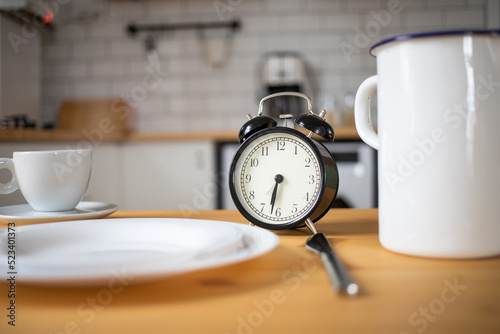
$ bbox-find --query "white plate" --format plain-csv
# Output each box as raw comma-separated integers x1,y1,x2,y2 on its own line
0,218,279,286
0,201,118,226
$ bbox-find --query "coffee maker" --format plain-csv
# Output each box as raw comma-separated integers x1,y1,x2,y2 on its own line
256,52,315,120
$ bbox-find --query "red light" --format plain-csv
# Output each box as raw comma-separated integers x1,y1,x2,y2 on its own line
40,9,53,24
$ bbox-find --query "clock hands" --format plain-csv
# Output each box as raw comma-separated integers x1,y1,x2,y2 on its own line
270,174,284,214
270,184,278,214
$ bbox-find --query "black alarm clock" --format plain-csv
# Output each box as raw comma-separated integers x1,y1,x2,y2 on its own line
229,92,339,231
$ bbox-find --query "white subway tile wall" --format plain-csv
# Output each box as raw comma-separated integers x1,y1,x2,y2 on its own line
41,0,490,133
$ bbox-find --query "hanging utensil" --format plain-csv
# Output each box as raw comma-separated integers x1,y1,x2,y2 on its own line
145,34,160,71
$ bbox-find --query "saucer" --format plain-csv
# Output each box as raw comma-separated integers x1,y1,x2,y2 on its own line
0,201,118,226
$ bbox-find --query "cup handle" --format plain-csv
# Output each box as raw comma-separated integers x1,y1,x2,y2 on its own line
354,75,379,150
0,158,19,195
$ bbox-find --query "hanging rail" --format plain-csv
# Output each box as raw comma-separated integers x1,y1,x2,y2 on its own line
127,19,241,36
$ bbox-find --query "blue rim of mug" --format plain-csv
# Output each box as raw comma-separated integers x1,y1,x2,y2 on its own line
370,29,500,56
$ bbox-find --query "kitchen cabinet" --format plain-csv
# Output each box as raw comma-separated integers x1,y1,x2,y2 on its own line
0,142,122,208
83,143,122,206
0,140,217,210
0,128,363,210
121,141,216,210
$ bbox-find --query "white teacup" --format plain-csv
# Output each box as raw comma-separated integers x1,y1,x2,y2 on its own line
355,30,500,259
0,149,92,211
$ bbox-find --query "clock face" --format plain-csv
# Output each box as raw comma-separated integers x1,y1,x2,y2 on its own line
230,128,325,228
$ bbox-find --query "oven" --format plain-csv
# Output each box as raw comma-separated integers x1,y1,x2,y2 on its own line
217,140,377,210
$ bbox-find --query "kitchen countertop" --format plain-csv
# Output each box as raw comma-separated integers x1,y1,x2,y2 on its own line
0,127,361,142
1,209,499,334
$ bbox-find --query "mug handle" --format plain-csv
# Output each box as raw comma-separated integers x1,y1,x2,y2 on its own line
0,158,19,195
354,75,379,150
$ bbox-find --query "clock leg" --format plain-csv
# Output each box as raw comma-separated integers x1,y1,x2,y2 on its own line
305,218,318,234
248,222,256,226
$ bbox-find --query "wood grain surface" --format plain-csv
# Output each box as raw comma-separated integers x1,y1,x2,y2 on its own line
1,209,499,334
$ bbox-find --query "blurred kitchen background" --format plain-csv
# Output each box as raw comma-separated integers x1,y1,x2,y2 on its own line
2,0,498,131
1,0,499,211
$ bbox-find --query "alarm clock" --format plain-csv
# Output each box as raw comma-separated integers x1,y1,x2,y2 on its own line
229,92,339,231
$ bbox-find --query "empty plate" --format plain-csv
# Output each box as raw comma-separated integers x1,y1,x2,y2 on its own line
0,218,279,286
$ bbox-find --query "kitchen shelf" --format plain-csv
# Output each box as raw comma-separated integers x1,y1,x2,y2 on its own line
0,127,361,143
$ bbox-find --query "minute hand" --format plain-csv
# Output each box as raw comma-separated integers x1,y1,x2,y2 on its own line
270,174,284,214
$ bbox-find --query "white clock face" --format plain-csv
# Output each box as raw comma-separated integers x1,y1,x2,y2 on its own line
232,131,322,226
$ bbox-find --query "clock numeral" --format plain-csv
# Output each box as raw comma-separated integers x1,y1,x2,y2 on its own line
294,146,298,155
249,191,255,200
261,147,269,156
250,158,259,167
245,174,252,183
308,175,315,184
304,192,309,201
260,203,265,212
305,157,311,167
275,208,282,217
276,141,285,151
291,204,298,213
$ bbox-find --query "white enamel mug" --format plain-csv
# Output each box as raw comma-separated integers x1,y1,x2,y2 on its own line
0,149,92,211
355,30,500,258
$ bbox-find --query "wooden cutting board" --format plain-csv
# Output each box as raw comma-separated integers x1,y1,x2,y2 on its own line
57,98,130,135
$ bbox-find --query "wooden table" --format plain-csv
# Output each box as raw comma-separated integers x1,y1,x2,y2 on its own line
1,209,499,334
